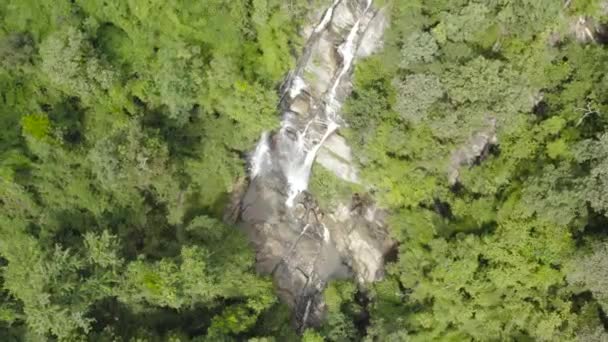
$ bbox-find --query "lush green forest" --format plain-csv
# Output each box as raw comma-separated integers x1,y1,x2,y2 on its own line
338,0,608,341
0,0,317,340
2,0,608,341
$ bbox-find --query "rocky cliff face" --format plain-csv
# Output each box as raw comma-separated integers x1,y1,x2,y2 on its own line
235,0,393,330
448,117,498,186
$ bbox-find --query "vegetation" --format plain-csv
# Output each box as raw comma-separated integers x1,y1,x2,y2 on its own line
342,0,608,341
309,166,364,210
0,0,318,340
2,0,608,341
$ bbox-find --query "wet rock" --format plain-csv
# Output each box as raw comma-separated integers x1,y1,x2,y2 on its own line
238,0,390,331
290,96,311,116
301,0,336,38
330,1,358,35
302,37,338,98
316,134,359,183
240,176,394,329
294,203,307,220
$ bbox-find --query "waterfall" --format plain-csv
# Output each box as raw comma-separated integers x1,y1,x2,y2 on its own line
239,0,389,329
250,132,270,179
284,120,340,207
289,76,307,99
326,0,371,118
249,0,374,207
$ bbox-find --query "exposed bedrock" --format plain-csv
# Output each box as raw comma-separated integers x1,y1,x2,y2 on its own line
235,0,393,330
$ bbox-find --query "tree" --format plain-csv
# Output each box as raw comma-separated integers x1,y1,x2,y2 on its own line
399,31,439,69
575,134,608,214
39,27,116,103
0,0,316,339
393,73,444,123
567,242,608,311
320,280,360,341
342,0,608,340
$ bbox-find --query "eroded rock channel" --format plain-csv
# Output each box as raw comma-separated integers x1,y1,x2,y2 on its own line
235,0,393,329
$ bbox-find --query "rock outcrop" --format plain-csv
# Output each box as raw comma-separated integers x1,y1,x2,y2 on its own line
448,117,498,185
316,134,359,183
240,182,393,329
236,0,393,330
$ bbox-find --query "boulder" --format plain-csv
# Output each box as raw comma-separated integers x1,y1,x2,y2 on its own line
316,134,359,183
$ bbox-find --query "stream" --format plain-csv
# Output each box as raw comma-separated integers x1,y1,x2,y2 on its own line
239,0,391,329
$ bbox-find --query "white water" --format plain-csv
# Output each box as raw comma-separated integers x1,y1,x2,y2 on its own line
326,0,373,118
314,0,341,33
289,76,307,99
284,121,339,207
250,132,270,178
249,0,373,207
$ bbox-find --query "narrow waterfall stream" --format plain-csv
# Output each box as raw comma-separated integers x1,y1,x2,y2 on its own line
238,0,392,329
249,0,373,207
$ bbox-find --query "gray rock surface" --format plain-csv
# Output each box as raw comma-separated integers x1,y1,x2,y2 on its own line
317,134,359,183
236,0,392,330
448,117,498,185
240,180,393,329
357,7,389,58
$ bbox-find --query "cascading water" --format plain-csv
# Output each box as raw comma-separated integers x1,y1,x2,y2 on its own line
283,120,340,207
326,0,373,118
250,132,270,179
314,0,342,34
240,0,390,329
289,76,307,99
249,0,374,207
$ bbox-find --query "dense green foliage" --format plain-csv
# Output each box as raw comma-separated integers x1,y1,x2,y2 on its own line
341,0,608,341
0,0,321,340
3,0,608,340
